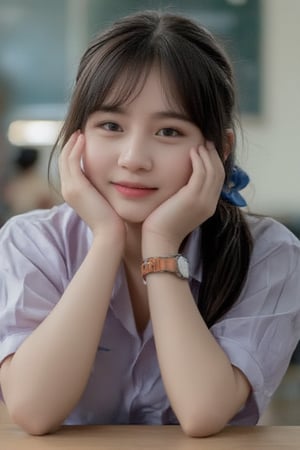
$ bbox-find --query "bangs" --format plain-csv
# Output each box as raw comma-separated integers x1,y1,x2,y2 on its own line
69,11,232,147
77,36,156,119
86,54,192,122
93,62,150,111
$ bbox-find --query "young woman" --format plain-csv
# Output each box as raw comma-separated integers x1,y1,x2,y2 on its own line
0,10,299,437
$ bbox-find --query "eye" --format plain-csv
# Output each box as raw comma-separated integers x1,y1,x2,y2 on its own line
100,122,123,132
156,128,181,137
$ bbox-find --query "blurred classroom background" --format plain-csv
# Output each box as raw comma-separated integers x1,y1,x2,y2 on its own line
0,0,299,425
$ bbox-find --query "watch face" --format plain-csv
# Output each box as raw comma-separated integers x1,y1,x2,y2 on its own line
177,256,189,278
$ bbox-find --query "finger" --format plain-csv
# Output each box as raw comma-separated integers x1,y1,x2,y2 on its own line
66,134,90,192
60,132,84,180
198,143,225,194
59,134,88,205
68,133,85,171
58,130,80,175
187,146,206,192
60,130,81,160
204,141,225,177
186,144,224,218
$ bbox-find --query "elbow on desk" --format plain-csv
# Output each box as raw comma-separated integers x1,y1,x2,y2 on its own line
175,377,248,437
180,419,226,438
178,406,229,438
11,412,60,436
8,402,62,436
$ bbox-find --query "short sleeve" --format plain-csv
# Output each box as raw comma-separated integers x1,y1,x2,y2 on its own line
210,217,300,425
0,207,81,401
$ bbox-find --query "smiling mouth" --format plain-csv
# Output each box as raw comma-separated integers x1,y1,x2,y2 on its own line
112,182,157,198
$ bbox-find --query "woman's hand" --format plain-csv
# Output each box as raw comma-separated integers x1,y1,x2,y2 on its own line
142,142,225,255
59,131,126,241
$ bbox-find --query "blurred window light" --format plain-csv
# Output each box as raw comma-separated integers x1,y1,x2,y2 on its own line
7,120,63,147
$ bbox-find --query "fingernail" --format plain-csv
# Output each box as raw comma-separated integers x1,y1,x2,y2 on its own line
206,141,214,150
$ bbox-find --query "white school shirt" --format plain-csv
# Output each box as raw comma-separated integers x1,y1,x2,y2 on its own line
0,203,300,425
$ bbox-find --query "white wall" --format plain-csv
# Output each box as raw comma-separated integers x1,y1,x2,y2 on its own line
239,0,300,219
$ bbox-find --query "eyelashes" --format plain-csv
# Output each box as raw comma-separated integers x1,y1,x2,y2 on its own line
97,122,123,132
156,128,182,137
95,122,184,138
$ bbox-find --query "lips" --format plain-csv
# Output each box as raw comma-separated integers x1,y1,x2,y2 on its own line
112,181,157,198
113,181,155,189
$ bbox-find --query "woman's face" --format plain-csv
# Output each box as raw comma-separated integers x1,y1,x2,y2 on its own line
82,67,205,224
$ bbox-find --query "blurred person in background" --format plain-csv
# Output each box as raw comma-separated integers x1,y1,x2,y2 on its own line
3,147,60,216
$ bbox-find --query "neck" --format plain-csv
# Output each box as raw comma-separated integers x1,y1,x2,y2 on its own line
123,222,143,267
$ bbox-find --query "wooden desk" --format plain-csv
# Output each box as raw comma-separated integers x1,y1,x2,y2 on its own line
1,424,300,450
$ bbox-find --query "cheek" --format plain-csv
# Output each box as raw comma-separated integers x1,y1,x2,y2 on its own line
82,135,107,176
166,153,193,191
181,157,193,183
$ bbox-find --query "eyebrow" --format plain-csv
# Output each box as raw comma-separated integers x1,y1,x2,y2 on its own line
97,105,192,123
153,111,192,123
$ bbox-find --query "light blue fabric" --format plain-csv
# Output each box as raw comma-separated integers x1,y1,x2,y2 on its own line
0,204,300,425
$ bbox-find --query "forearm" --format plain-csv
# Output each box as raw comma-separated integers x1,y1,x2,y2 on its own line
1,236,123,434
146,273,250,436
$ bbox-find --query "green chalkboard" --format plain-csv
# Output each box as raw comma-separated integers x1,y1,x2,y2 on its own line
0,0,67,108
87,0,261,114
0,0,260,118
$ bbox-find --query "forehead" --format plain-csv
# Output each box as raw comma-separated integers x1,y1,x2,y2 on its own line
101,64,186,114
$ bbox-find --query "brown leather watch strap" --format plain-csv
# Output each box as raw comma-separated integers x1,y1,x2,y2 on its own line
141,256,178,276
141,254,188,283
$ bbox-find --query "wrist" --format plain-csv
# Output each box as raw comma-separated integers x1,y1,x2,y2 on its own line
141,254,190,283
142,241,180,260
142,230,182,259
92,230,125,254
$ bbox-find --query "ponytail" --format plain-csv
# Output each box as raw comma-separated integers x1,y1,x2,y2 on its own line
198,201,253,328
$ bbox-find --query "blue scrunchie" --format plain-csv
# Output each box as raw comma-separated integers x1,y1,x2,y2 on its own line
221,166,249,207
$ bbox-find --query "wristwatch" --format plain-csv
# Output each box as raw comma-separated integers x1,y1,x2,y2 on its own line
141,254,189,283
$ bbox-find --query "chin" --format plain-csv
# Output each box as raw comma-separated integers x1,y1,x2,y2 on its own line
120,214,147,225
115,207,153,225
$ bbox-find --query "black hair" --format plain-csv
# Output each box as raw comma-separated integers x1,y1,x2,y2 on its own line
49,10,253,327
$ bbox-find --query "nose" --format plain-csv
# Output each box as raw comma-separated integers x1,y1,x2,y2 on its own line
118,134,152,172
